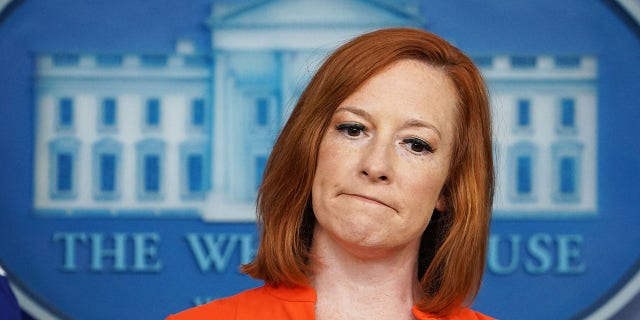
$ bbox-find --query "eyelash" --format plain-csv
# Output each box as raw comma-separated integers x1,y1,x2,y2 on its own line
335,122,365,137
402,137,434,154
335,123,434,154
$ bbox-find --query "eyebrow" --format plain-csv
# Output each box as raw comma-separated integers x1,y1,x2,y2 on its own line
403,118,442,138
335,106,442,138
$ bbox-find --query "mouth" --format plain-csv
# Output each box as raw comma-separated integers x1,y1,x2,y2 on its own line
341,193,397,212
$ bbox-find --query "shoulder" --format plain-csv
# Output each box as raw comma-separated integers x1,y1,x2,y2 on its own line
166,285,316,320
165,291,241,320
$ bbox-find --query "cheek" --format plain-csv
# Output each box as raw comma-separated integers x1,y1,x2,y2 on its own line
314,142,333,186
312,139,338,197
402,164,449,211
315,135,356,179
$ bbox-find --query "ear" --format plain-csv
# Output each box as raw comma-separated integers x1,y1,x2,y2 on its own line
435,193,447,212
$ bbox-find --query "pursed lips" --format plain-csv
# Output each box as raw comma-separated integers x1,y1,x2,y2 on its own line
341,193,398,213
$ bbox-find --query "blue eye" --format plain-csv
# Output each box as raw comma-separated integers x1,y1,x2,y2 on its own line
403,137,433,153
336,123,365,137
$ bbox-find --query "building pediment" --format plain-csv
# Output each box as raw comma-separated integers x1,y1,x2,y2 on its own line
207,0,425,29
208,0,425,50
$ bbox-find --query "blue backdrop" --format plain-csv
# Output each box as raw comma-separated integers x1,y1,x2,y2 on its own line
0,1,639,319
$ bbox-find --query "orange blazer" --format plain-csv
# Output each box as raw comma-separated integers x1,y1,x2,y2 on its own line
167,285,493,320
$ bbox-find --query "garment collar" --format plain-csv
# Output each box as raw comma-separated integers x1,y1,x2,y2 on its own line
263,284,469,319
264,284,317,302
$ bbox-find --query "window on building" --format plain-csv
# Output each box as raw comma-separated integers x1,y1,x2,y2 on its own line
558,98,576,132
510,56,536,68
180,141,208,200
145,98,161,128
140,54,167,67
58,97,74,130
255,155,268,191
517,99,531,128
187,154,203,192
136,139,165,200
516,156,532,194
472,56,493,68
52,53,79,67
144,155,160,193
49,137,80,199
96,54,123,67
559,157,576,194
57,153,73,192
256,98,269,126
100,98,117,130
552,142,583,203
509,142,537,202
191,98,205,127
100,154,116,192
93,138,122,200
554,56,581,68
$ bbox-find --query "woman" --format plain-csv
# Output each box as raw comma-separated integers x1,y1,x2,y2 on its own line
168,27,494,320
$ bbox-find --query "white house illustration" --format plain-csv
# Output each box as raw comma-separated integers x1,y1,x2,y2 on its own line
487,55,598,218
32,0,597,221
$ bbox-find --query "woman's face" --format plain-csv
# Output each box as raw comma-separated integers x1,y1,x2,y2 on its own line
311,59,457,258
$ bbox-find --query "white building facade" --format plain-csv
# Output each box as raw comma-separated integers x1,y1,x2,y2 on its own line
34,42,212,216
486,55,598,217
32,0,597,220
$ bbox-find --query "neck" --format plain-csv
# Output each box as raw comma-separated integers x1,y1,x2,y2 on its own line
310,225,422,320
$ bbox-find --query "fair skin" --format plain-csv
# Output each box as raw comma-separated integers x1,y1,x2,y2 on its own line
310,59,458,320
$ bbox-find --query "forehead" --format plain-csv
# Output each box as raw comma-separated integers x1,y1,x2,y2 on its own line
336,59,458,126
371,59,451,89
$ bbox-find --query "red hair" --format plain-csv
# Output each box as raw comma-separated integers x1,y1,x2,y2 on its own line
242,28,494,316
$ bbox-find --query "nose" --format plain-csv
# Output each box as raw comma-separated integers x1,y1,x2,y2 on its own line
360,139,394,183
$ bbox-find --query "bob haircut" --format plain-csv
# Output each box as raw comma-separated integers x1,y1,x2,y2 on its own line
242,27,494,316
